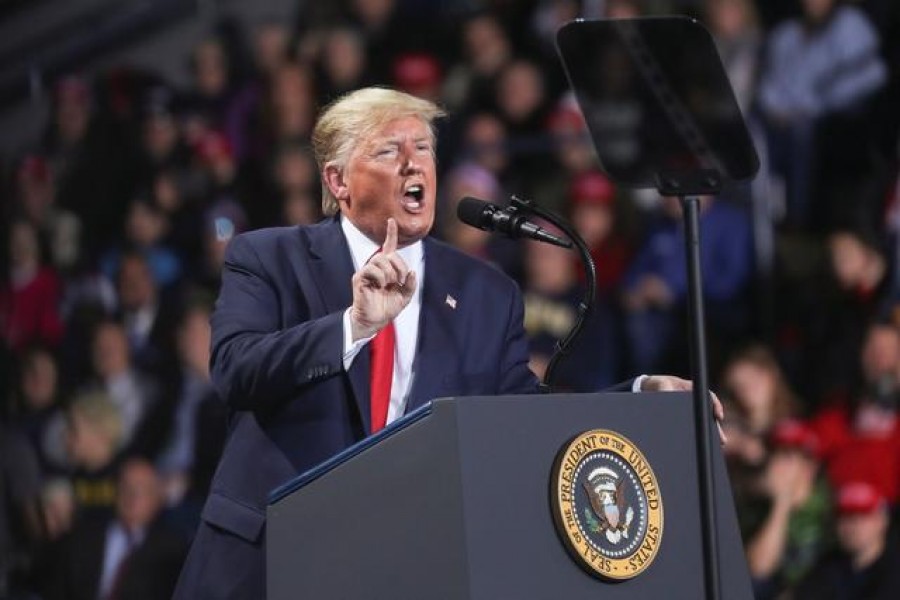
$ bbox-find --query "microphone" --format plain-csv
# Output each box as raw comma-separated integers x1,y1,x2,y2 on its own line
456,197,572,248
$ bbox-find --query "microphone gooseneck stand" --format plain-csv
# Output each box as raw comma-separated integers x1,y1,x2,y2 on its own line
506,195,596,393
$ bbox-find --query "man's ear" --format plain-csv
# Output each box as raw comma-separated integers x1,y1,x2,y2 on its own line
323,164,349,202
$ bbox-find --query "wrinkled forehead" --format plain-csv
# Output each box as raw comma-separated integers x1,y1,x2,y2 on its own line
358,115,433,147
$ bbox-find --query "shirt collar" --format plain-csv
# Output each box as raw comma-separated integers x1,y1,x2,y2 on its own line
340,214,423,272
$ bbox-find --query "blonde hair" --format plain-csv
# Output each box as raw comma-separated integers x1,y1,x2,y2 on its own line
69,391,125,451
312,87,446,216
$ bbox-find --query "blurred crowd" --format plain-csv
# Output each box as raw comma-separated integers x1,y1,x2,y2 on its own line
0,0,898,598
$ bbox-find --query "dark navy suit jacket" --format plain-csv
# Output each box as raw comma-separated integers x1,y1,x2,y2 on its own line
177,216,631,597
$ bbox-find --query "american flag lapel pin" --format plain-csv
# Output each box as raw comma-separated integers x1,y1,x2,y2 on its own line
445,294,457,309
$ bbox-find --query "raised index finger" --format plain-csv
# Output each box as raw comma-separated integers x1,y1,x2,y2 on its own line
382,218,398,254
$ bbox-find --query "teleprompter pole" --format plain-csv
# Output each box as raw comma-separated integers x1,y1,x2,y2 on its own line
681,194,721,600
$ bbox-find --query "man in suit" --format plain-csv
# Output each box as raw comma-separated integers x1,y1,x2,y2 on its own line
173,87,716,599
42,458,187,600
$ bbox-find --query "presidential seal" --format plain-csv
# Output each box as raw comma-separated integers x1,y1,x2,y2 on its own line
550,429,663,580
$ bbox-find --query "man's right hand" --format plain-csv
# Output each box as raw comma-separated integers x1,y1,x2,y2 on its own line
350,218,417,341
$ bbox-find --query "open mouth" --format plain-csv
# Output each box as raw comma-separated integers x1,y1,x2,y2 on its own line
402,184,425,212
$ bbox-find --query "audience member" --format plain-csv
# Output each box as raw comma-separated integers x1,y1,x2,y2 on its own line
249,20,291,81
757,0,888,227
87,321,165,458
705,0,763,116
14,155,82,273
156,305,225,511
802,228,894,402
316,27,371,103
0,425,43,597
744,420,832,599
46,76,132,259
809,323,900,504
113,252,180,380
101,198,183,289
193,129,262,229
567,171,632,295
438,162,523,283
391,52,443,104
529,95,599,215
270,142,321,227
185,38,235,129
64,391,125,513
443,12,514,112
8,346,65,476
136,86,189,176
262,61,317,151
0,220,65,354
622,196,753,373
41,459,187,600
40,478,76,543
721,344,801,474
794,482,900,599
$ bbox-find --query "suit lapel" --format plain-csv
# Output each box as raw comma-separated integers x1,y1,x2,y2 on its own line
305,217,371,433
304,217,354,314
407,239,460,413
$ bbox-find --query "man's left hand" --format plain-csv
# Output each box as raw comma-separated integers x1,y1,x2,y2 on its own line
641,375,727,445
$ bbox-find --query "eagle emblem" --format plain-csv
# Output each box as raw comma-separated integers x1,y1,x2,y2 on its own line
582,467,635,544
551,429,664,580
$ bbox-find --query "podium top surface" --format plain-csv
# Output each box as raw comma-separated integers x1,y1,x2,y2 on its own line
268,401,434,505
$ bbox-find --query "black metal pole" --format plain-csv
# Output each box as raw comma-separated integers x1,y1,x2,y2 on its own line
681,195,721,600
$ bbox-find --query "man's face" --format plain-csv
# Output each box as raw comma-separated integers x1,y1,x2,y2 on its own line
116,461,163,531
837,509,887,557
118,256,156,310
93,324,130,377
802,0,834,23
336,116,437,246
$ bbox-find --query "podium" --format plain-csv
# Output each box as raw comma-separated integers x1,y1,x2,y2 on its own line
267,393,752,599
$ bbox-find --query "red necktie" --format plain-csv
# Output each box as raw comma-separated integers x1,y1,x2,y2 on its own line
366,246,396,434
369,321,395,433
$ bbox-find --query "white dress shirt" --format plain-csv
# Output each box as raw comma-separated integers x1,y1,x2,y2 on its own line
98,521,145,599
340,216,425,426
338,216,644,421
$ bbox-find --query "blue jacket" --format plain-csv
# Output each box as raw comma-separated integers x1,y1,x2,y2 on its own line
200,216,542,542
175,216,636,598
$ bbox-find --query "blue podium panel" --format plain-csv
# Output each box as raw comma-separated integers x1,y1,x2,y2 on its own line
267,393,752,600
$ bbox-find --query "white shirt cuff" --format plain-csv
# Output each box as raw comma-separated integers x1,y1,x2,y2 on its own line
632,374,648,393
342,308,375,370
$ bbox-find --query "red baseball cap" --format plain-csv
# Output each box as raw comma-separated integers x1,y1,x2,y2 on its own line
770,419,820,457
836,482,885,515
393,53,442,92
547,104,586,133
569,171,615,207
195,130,233,162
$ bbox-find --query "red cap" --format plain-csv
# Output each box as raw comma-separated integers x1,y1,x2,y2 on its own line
569,171,615,207
836,482,885,515
547,104,586,133
770,419,819,457
393,53,442,92
195,130,233,162
18,155,51,182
